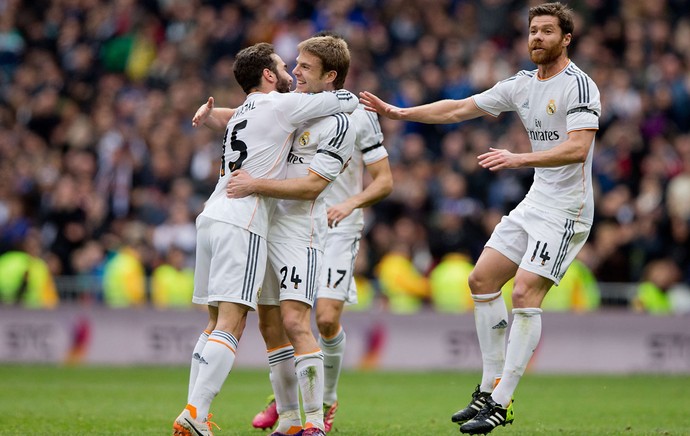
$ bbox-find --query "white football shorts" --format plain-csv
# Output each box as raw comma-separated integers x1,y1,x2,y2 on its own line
193,215,267,309
317,233,360,304
258,241,322,307
486,202,590,285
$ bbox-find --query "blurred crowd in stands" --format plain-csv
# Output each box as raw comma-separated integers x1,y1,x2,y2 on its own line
1,0,690,315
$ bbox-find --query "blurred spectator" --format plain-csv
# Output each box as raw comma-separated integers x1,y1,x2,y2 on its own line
375,239,430,314
0,229,58,309
0,195,30,252
102,222,148,308
633,258,679,315
429,252,474,313
1,0,690,311
151,245,194,309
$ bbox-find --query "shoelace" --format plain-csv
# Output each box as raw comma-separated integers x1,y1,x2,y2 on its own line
206,414,221,431
473,401,497,421
324,403,337,423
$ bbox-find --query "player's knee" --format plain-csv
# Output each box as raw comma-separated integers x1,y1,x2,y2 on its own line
257,318,280,342
281,311,310,337
468,270,491,294
511,285,543,308
316,314,338,337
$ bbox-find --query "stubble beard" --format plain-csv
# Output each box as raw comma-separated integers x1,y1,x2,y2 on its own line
276,76,292,93
529,43,563,66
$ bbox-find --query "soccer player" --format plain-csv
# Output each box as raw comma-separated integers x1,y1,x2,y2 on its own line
226,35,355,436
249,33,393,434
173,42,358,436
360,2,600,434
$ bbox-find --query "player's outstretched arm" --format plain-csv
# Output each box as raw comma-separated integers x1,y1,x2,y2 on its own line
359,91,484,124
478,129,596,171
227,170,330,201
327,157,392,228
192,97,236,131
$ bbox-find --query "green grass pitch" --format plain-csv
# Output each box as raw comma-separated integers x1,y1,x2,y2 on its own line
1,365,689,435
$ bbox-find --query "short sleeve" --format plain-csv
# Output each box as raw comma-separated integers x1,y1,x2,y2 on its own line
565,75,601,132
309,113,356,181
473,72,527,116
352,106,388,165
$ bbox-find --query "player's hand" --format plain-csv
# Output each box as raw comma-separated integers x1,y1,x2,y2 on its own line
226,169,255,198
359,91,403,120
477,148,522,171
327,202,355,228
192,97,214,128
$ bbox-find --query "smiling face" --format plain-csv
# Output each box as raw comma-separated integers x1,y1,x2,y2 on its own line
292,50,334,94
528,15,571,66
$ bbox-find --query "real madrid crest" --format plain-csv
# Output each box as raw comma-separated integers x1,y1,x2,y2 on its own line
298,131,310,146
546,99,556,115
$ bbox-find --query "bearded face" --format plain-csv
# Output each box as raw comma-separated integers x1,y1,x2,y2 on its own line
528,15,570,66
275,73,292,93
529,39,565,65
270,53,294,94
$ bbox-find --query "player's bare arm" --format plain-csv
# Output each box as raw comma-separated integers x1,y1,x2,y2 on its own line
359,91,484,124
191,96,236,130
327,157,392,227
227,169,330,201
478,129,596,171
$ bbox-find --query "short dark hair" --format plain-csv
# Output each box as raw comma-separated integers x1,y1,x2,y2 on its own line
528,2,575,36
233,42,278,94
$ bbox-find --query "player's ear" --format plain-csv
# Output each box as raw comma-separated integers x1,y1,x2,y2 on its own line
263,68,275,83
562,33,572,48
324,70,337,84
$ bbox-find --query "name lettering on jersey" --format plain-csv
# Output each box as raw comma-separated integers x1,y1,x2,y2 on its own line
231,100,256,119
546,99,557,115
528,118,560,141
287,151,305,164
298,131,310,147
335,89,353,101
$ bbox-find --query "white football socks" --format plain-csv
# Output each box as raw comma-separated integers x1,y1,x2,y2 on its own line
472,291,508,393
188,330,238,420
492,308,542,407
295,350,325,431
319,327,346,405
188,330,210,402
268,344,302,433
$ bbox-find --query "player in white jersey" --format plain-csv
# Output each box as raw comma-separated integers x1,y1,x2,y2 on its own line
226,36,355,436
247,105,392,434
313,103,391,432
173,42,358,436
241,36,393,435
360,3,599,434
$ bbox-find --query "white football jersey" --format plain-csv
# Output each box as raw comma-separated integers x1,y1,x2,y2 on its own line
268,111,356,249
200,90,358,238
326,105,388,236
473,61,600,223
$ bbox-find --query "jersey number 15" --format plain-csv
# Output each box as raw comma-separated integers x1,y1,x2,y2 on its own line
220,120,248,176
